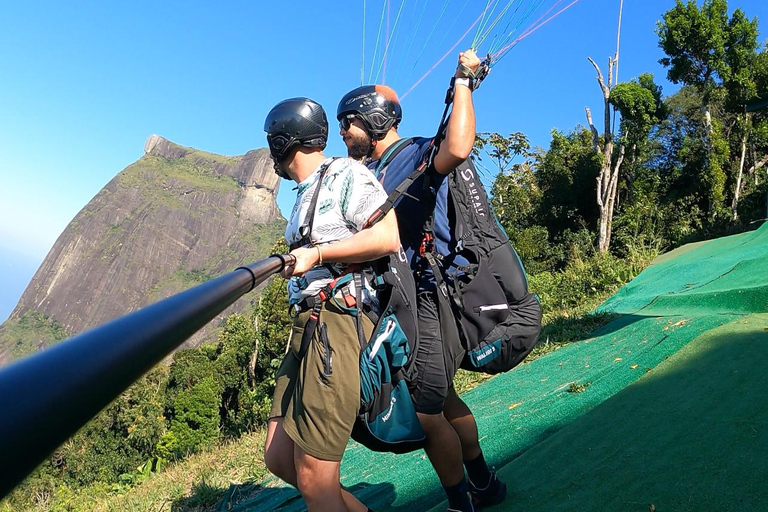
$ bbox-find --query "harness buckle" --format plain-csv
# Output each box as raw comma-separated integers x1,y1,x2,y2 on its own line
419,233,434,257
318,285,332,302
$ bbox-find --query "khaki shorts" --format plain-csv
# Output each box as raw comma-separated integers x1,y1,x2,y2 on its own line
270,299,373,461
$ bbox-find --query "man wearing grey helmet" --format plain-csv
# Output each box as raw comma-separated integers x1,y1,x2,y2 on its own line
262,97,399,512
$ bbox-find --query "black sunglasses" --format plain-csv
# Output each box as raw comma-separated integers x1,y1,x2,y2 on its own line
339,115,357,131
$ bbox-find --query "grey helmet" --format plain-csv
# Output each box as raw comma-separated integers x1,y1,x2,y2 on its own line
264,97,328,175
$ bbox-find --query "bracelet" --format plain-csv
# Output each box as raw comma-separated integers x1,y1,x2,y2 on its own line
454,77,474,91
316,245,323,265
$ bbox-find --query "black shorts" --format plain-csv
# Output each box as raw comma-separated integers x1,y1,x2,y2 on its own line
410,288,464,414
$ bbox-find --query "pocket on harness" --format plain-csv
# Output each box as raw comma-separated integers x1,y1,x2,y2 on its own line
353,309,425,453
454,257,510,345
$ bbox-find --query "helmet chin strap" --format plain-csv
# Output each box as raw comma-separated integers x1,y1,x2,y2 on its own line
271,156,291,180
366,139,378,160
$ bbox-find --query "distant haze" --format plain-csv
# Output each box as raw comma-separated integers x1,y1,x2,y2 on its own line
0,247,40,323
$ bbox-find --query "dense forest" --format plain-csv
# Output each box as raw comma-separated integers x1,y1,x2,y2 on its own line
4,0,767,510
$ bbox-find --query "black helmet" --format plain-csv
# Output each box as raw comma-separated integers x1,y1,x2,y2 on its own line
337,85,402,141
263,97,328,164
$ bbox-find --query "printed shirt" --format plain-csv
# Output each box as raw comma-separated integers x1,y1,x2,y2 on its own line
285,157,388,305
368,137,460,279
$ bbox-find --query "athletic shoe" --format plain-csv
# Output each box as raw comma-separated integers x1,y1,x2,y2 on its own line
469,472,507,508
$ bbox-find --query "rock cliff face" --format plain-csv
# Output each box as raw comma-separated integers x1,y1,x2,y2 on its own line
0,136,285,364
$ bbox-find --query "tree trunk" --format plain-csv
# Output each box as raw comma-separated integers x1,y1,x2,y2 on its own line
731,128,748,220
587,56,624,253
747,155,768,183
703,107,716,216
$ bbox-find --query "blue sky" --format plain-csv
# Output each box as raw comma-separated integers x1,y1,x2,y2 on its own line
1,0,766,322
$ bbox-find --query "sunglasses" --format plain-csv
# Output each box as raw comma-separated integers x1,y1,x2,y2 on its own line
339,115,357,131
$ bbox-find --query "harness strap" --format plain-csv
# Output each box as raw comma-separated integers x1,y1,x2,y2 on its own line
297,297,323,361
354,272,366,350
375,137,415,178
295,266,369,361
290,158,337,251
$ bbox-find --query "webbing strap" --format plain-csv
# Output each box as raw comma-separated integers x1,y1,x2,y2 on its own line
290,158,336,251
297,298,323,361
375,137,415,178
354,272,366,350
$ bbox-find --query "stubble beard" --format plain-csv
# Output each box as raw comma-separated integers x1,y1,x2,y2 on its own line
346,133,372,161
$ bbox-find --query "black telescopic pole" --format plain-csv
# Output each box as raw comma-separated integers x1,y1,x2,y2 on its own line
0,254,292,498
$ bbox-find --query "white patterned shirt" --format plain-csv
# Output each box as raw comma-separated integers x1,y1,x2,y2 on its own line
285,157,389,305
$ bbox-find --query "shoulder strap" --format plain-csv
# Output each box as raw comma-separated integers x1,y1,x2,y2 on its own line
375,137,415,178
291,158,337,250
363,139,435,228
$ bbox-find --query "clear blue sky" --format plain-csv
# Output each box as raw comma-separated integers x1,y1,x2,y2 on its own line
1,0,766,322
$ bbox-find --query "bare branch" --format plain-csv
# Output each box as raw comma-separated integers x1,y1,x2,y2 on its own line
585,107,600,152
587,57,609,96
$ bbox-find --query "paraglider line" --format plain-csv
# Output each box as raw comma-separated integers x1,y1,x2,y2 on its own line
401,9,485,100
491,0,582,62
374,0,408,84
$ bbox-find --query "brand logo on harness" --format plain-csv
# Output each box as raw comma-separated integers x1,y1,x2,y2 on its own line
382,396,397,422
459,167,487,219
475,345,496,362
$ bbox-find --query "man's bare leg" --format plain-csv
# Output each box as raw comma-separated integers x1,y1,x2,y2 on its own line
443,389,481,461
264,418,368,512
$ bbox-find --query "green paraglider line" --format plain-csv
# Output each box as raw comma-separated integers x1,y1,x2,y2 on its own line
401,8,485,100
486,0,529,54
374,0,408,84
368,0,389,84
384,0,390,83
362,0,367,85
474,0,519,49
491,0,582,62
408,0,453,75
473,0,502,49
392,0,433,85
487,0,545,55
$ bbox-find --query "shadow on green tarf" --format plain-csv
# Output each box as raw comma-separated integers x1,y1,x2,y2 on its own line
488,314,768,512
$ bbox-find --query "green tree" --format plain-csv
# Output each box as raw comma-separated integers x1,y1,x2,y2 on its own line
474,132,551,272
536,127,602,243
215,314,259,436
248,238,293,423
166,376,221,456
657,0,760,217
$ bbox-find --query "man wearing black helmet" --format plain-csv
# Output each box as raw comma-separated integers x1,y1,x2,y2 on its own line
337,50,505,512
263,97,399,512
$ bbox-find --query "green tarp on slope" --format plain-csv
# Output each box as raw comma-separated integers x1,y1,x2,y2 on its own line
225,223,768,512
481,313,768,512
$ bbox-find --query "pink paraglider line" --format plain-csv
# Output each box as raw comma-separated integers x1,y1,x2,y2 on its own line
491,0,583,61
400,8,486,100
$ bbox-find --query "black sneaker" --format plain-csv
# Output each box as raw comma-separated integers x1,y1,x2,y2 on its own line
469,472,507,508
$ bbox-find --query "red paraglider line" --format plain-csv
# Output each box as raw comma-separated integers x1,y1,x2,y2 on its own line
401,9,485,100
491,0,582,60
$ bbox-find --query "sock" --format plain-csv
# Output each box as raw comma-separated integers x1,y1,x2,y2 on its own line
443,477,473,511
464,451,493,489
